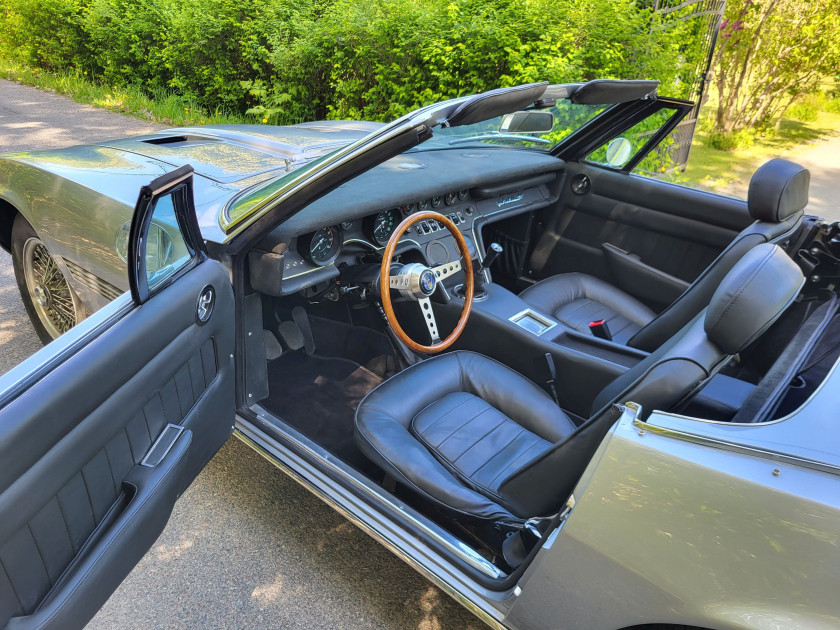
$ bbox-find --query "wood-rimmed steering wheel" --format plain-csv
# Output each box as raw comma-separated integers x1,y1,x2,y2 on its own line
379,211,474,354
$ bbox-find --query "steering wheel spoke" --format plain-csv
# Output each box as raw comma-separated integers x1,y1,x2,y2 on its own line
431,260,461,282
389,275,411,290
418,297,441,343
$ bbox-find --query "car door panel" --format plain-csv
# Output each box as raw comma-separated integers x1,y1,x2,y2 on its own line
534,163,752,306
0,176,234,629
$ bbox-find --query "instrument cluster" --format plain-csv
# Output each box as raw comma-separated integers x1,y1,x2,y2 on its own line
297,189,471,267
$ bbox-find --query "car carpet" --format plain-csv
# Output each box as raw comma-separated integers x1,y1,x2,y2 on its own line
261,352,383,475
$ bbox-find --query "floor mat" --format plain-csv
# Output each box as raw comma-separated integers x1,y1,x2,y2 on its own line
262,352,383,474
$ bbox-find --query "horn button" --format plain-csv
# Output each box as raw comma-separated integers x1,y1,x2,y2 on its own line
391,263,439,300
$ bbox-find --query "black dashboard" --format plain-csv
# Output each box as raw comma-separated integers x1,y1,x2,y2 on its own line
250,148,565,296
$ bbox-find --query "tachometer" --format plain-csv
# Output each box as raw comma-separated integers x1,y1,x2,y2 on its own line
299,226,342,266
368,208,401,246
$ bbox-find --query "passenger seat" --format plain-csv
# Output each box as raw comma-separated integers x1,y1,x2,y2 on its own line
519,158,809,351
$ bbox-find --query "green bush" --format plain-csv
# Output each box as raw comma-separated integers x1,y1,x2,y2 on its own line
0,0,716,125
787,101,820,122
708,128,755,151
0,0,88,69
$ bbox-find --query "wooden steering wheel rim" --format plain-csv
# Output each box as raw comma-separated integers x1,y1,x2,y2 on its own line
379,211,474,354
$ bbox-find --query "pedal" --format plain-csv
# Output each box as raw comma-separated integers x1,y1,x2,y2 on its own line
263,330,284,360
277,320,305,351
292,306,316,355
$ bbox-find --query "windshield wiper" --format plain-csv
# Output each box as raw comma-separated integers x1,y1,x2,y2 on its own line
447,133,551,146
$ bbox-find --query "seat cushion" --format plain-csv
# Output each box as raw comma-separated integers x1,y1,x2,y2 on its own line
411,392,554,497
354,351,576,520
519,272,656,344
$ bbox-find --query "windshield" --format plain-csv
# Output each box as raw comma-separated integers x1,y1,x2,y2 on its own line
423,99,610,152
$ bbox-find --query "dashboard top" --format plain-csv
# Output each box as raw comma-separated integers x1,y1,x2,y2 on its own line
258,147,565,248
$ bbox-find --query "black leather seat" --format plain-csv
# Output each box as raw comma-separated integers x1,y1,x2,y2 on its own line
355,244,804,521
519,158,810,351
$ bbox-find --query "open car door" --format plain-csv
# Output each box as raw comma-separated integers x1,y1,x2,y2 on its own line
0,166,234,630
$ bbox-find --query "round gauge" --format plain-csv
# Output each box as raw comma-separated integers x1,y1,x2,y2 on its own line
340,220,353,230
431,196,442,208
418,199,429,211
444,192,457,206
458,190,468,200
368,208,401,246
299,226,342,266
400,203,414,214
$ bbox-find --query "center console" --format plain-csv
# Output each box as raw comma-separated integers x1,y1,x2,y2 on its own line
438,282,649,418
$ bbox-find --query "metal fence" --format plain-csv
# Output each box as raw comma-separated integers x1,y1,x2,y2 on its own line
652,0,727,169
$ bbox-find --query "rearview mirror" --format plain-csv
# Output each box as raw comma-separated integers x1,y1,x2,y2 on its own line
605,137,633,167
499,111,555,134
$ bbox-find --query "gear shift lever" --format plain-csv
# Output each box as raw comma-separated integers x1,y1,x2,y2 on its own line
474,242,503,297
481,242,503,271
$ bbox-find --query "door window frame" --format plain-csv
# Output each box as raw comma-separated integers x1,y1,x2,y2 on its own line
128,165,207,304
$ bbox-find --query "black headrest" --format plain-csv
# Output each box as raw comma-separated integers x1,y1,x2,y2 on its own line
705,243,803,355
748,158,809,222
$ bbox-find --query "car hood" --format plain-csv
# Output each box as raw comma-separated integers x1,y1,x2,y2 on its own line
1,120,384,243
100,121,384,184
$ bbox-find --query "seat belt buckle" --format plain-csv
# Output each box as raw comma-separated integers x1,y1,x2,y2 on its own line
588,319,612,341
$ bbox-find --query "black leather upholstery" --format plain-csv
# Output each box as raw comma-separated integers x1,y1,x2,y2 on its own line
517,272,656,344
0,260,234,630
748,158,810,223
356,244,803,521
354,352,575,521
520,158,809,352
704,243,805,354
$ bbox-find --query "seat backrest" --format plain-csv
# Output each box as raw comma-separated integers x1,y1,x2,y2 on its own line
627,158,810,352
495,243,804,517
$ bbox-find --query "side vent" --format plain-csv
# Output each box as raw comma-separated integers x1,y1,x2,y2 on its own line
64,259,123,301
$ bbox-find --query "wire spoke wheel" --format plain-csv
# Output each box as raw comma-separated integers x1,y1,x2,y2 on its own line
21,237,78,338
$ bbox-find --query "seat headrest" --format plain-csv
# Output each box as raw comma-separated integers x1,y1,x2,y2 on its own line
748,158,809,222
705,243,803,355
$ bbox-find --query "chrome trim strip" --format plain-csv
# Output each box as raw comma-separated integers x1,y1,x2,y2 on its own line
234,427,508,629
242,408,506,579
636,417,840,476
0,292,134,409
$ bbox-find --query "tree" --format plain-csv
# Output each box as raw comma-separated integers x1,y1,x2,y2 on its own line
711,0,840,133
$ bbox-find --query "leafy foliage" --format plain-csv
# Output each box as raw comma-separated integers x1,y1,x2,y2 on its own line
0,0,714,125
711,0,840,133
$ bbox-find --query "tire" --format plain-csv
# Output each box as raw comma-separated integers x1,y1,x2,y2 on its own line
11,215,84,344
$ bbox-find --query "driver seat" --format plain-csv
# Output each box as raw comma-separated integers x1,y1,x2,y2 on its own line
354,244,803,521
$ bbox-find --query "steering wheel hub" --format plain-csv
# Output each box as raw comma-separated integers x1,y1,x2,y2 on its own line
390,263,439,300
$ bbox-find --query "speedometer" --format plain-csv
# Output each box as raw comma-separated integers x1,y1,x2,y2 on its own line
299,226,342,266
368,208,401,246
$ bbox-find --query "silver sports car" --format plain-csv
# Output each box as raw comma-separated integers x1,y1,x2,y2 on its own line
0,80,838,630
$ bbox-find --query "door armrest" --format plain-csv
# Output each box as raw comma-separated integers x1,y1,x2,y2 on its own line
602,242,689,307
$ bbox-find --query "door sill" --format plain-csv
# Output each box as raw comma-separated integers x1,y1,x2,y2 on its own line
234,406,516,627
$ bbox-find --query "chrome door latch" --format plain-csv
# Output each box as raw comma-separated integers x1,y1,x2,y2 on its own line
196,285,215,325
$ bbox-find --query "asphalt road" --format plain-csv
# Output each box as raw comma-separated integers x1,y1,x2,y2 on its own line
0,79,482,630
2,78,840,630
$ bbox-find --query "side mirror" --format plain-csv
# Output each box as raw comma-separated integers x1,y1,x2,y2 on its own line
500,111,555,134
605,137,633,168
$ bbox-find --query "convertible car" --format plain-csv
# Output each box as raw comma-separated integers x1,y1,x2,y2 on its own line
0,80,838,630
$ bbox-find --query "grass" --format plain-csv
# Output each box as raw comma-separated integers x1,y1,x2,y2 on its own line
669,94,840,195
1,58,253,127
